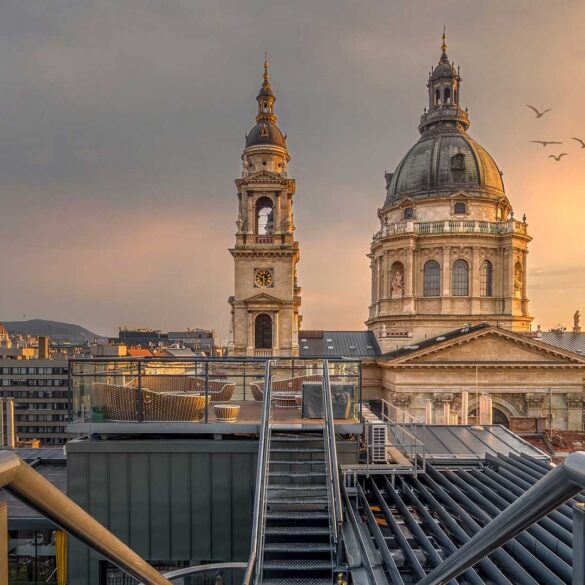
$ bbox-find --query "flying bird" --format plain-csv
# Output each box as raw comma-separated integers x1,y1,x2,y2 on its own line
530,140,563,146
571,137,585,149
526,105,552,118
548,153,568,161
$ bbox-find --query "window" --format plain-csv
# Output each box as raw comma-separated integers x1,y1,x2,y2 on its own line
481,260,493,297
454,201,466,215
451,153,465,170
444,87,451,103
255,197,274,235
452,259,469,296
423,260,441,297
434,89,440,106
403,207,414,220
255,314,273,349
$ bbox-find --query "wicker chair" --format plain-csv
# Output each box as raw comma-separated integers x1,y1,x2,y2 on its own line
143,390,209,422
250,374,322,402
93,383,139,421
133,375,235,402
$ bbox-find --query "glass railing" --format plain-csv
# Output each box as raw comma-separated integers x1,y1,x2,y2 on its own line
68,357,362,425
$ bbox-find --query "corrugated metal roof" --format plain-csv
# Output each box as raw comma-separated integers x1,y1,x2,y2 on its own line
540,331,585,356
403,424,549,462
298,330,381,358
355,453,577,583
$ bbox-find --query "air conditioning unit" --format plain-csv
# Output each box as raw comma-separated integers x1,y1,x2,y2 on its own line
363,406,388,464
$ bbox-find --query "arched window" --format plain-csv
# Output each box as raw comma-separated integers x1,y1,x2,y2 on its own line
256,197,274,235
444,87,451,103
423,260,441,297
452,259,469,296
451,153,466,171
403,207,414,220
434,89,440,106
255,314,272,349
481,260,493,297
454,201,466,215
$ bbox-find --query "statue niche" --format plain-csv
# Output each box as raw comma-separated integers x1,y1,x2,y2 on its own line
391,261,405,299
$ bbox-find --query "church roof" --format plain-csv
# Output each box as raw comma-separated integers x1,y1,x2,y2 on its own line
540,331,585,356
245,121,286,148
299,330,381,358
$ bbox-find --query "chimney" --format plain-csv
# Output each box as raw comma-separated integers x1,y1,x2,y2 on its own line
38,336,50,359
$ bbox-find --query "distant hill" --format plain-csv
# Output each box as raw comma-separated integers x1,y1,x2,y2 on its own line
2,319,105,343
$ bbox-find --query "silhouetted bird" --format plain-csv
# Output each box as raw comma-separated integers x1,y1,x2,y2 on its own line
530,140,562,146
548,153,568,161
571,137,585,149
526,105,552,118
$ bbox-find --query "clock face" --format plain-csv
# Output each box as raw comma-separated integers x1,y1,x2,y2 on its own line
255,269,273,287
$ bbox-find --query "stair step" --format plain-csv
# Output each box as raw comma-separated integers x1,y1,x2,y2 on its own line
265,526,330,536
268,484,326,491
269,471,326,477
266,510,330,520
263,559,333,570
270,459,326,465
268,496,329,504
271,448,325,453
272,435,323,441
262,577,331,585
264,542,333,552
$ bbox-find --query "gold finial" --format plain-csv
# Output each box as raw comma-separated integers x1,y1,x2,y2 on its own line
264,51,269,82
441,26,447,54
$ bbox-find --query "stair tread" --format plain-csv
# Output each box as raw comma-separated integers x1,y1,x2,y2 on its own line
264,541,333,552
262,577,331,585
269,471,326,477
266,511,330,519
268,496,329,503
270,459,326,465
264,559,333,569
271,448,325,453
266,526,330,535
268,484,327,490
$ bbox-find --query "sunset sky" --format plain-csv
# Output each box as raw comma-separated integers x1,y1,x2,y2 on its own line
0,1,584,338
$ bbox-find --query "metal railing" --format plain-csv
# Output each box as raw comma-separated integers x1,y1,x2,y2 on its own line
416,450,585,585
242,360,273,585
381,400,426,474
321,361,343,564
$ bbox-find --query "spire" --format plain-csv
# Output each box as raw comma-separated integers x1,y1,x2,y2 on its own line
256,53,276,123
441,26,448,58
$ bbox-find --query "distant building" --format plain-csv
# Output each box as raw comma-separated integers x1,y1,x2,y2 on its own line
0,330,69,445
168,329,217,353
117,328,167,346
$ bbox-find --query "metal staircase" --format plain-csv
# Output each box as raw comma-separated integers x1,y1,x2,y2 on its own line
261,430,334,585
244,360,342,585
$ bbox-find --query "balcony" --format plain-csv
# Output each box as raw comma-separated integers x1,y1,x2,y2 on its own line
375,218,529,241
67,357,362,435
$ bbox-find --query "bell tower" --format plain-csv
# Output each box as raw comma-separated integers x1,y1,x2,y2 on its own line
228,57,301,357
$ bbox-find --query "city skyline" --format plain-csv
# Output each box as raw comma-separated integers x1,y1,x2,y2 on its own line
0,1,584,337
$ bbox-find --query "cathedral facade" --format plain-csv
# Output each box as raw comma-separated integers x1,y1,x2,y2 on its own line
367,35,532,352
227,58,301,357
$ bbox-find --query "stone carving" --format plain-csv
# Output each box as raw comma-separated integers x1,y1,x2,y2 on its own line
391,393,412,409
566,393,584,409
525,393,545,408
391,270,403,299
514,263,523,297
433,392,454,405
574,310,581,332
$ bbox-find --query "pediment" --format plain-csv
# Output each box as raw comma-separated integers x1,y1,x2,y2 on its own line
238,170,290,185
244,292,284,305
387,327,584,366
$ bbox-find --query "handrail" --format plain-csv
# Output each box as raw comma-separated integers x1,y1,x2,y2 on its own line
0,451,171,585
416,451,585,585
322,361,343,551
242,359,273,585
138,562,247,583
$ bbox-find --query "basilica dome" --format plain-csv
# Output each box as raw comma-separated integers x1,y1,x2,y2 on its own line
384,132,505,206
383,36,505,208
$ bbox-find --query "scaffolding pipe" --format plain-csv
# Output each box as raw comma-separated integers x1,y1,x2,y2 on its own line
0,451,171,585
416,451,585,585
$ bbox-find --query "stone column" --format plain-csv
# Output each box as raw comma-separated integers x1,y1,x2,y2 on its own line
525,392,545,417
471,247,481,314
274,192,282,235
566,393,583,431
461,390,469,425
441,247,451,313
246,311,254,356
247,191,254,235
273,311,280,356
405,244,415,313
